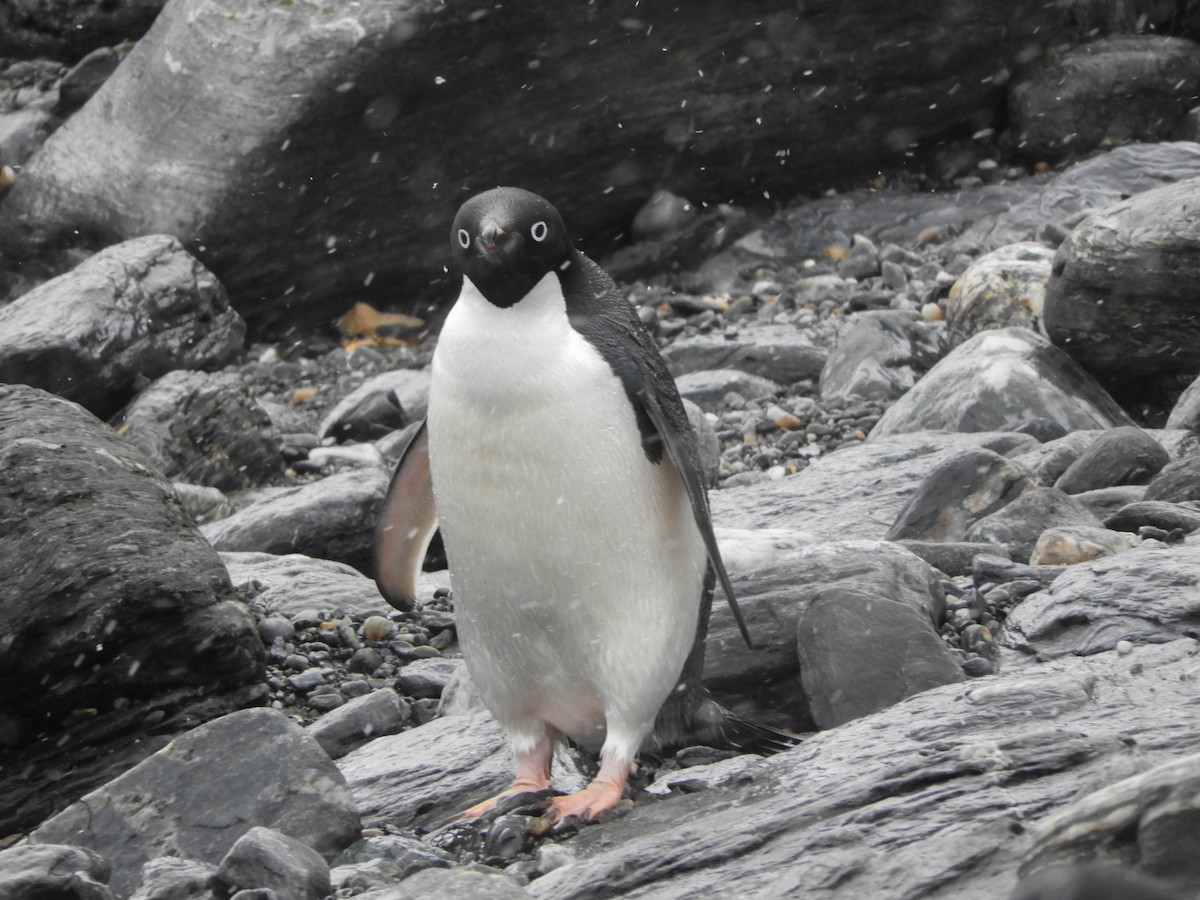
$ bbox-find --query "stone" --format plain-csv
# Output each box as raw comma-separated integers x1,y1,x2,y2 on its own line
630,189,695,241
1103,500,1200,535
0,235,245,418
1003,542,1200,659
869,328,1133,440
964,486,1102,563
31,708,362,898
221,551,395,618
218,827,331,900
397,867,534,899
1011,863,1181,900
1009,35,1200,162
1052,426,1170,494
1028,525,1137,566
674,368,780,412
645,755,768,797
331,833,454,885
0,385,264,835
1071,485,1148,522
1010,430,1104,486
307,689,412,759
128,857,221,900
318,369,433,444
662,324,828,385
1144,455,1200,502
1166,374,1200,431
895,540,1012,577
202,467,391,576
0,0,164,59
796,587,965,729
0,106,57,166
394,658,464,700
58,46,121,112
0,843,113,900
885,447,1036,542
944,242,1054,347
115,370,279,491
818,311,944,403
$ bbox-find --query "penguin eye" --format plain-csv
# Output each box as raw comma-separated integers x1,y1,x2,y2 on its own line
530,220,548,243
456,228,471,249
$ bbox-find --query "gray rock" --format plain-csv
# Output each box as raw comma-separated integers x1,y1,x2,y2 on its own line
394,657,464,700
115,370,279,491
964,486,1102,563
1009,35,1200,162
174,482,234,525
662,324,828,386
1144,455,1200,502
58,46,121,112
797,586,965,729
0,0,163,58
202,467,391,576
1020,752,1200,886
1010,430,1105,486
674,368,780,412
683,399,720,487
1071,485,1148,522
836,234,880,281
0,106,57,165
128,857,221,900
332,833,455,882
869,328,1133,440
527,640,1200,899
1045,176,1200,380
218,827,331,900
885,447,1036,542
318,369,432,444
221,551,393,618
396,867,534,899
0,843,113,900
1103,500,1200,535
895,540,1012,577
630,189,695,242
1028,525,1137,566
972,553,1066,590
1011,863,1181,900
0,235,244,418
307,688,411,759
646,755,768,797
1166,374,1200,431
819,312,944,403
1003,541,1200,659
31,708,361,898
945,242,1054,347
1053,426,1171,494
0,385,264,835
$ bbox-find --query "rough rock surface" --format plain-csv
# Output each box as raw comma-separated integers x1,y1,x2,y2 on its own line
945,242,1053,347
818,311,943,402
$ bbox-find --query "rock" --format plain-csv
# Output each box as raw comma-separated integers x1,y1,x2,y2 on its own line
797,586,964,729
318,369,433,444
0,0,164,59
57,46,121,112
0,0,1108,334
1011,863,1181,900
895,540,1012,577
331,834,455,887
1071,485,1148,522
1011,430,1104,485
307,688,411,759
218,827,331,900
869,328,1134,440
128,857,221,900
1103,500,1200,535
528,640,1200,899
202,467,391,576
646,755,767,797
1020,752,1200,886
221,551,396,617
944,242,1054,347
1044,176,1200,382
1167,374,1200,431
0,235,245,419
396,867,534,899
662,324,828,385
0,385,264,835
1003,542,1200,659
674,368,780,412
1009,35,1200,162
114,370,279,491
0,106,57,165
1028,525,1137,566
630,189,695,241
175,482,235,525
818,311,944,403
972,553,1066,590
1053,426,1171,494
683,400,720,487
31,708,362,898
884,447,1036,542
836,234,880,281
1144,455,1200,502
964,486,1102,563
394,658,463,700
0,843,113,900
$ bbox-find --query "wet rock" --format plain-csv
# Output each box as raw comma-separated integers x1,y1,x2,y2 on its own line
630,189,695,242
221,551,395,618
944,242,1053,347
1144,455,1200,502
971,553,1065,590
818,311,944,403
869,328,1133,440
0,235,244,418
0,843,113,900
797,586,964,729
128,857,221,900
0,385,264,834
0,106,57,165
1071,485,1148,522
662,324,828,385
1053,426,1171,494
394,658,463,700
674,368,780,412
1011,863,1181,900
646,755,767,797
1166,374,1200,431
57,46,121,113
307,688,411,759
218,827,331,900
885,447,1036,542
395,867,534,899
1028,525,1137,566
1009,35,1200,162
1011,430,1104,486
964,486,1102,563
1003,542,1200,659
115,370,279,491
895,540,1012,577
318,369,432,444
31,708,361,898
331,833,455,887
1103,500,1200,535
202,467,390,576
175,482,234,525
0,0,164,59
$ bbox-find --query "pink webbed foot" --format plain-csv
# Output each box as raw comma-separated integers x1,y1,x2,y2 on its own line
546,755,631,822
454,737,553,821
454,779,549,821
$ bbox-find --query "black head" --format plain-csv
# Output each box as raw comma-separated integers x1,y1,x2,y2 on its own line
450,187,573,308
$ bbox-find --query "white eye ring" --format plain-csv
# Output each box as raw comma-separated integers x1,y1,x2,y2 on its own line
531,220,548,242
456,228,471,249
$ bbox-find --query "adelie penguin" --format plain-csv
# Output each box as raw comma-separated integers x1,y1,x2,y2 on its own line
375,186,798,821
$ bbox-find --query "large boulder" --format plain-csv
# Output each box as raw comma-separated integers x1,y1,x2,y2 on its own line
0,385,265,835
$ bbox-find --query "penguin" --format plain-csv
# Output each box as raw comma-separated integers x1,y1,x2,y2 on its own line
374,187,796,822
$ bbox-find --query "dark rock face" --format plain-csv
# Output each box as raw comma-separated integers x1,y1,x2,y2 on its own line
964,486,1102,562
1144,454,1200,502
1053,426,1171,493
0,0,1133,334
0,235,244,419
0,0,165,60
1044,176,1200,382
0,385,264,834
1009,35,1200,162
818,312,943,402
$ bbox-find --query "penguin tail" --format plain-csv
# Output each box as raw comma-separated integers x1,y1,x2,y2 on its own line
711,707,804,756
653,688,802,757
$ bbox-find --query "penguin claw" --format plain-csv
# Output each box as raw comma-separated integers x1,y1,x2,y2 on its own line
546,781,624,822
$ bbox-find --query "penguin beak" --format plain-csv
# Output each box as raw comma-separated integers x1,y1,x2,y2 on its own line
478,222,507,257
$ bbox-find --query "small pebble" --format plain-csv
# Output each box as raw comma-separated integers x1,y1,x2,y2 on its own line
1116,640,1134,656
361,615,396,642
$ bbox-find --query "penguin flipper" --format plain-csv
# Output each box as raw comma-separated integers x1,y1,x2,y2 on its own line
635,386,754,649
374,420,437,611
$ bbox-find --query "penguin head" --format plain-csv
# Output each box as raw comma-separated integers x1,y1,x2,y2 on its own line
451,187,573,308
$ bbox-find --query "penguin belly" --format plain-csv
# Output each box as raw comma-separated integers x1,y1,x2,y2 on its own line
427,275,707,759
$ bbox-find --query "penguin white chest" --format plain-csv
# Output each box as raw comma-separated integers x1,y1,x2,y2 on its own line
426,274,706,750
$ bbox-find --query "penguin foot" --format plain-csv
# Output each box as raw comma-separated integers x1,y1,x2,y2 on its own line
454,780,551,821
546,779,625,822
